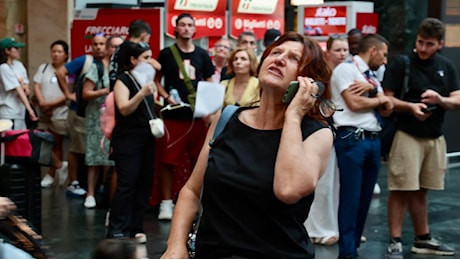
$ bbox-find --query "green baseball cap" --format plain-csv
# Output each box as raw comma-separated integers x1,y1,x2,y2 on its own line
0,37,25,49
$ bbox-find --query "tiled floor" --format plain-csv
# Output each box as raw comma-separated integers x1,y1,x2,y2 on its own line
39,163,460,259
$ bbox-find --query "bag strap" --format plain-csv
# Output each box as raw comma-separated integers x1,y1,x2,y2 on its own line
169,45,196,98
208,105,239,146
0,130,29,143
125,71,156,120
400,55,410,100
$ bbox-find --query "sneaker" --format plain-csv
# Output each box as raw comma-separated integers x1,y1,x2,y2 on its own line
66,181,87,197
158,200,174,220
411,237,455,256
134,233,147,244
373,183,381,195
105,210,110,227
84,195,96,208
56,161,68,186
386,240,403,259
41,174,55,188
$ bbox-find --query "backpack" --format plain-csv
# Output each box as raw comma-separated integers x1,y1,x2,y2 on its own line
74,55,104,117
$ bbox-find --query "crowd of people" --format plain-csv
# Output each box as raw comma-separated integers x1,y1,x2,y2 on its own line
0,13,458,258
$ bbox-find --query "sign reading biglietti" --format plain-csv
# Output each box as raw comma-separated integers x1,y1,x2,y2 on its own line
230,0,284,40
166,0,227,39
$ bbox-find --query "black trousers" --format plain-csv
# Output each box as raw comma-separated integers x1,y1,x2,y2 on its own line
108,128,155,237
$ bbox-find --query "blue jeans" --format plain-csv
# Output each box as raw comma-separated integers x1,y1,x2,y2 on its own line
335,129,381,258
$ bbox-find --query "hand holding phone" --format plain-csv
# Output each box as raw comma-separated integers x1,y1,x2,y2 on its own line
282,80,325,104
282,81,299,104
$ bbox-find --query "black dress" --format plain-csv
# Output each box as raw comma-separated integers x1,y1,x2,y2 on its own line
195,107,326,258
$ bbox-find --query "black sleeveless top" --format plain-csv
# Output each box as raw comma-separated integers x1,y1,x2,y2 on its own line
195,107,327,258
112,72,154,138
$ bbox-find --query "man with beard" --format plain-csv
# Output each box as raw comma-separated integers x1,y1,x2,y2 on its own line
383,17,459,258
154,13,214,220
330,34,393,258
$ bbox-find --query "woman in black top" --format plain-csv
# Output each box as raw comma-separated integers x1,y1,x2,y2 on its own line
162,32,333,258
106,41,157,242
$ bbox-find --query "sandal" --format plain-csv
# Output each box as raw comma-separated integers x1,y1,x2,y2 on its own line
311,236,338,246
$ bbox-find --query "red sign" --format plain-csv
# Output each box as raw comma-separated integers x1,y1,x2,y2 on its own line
356,13,379,34
230,0,284,40
303,6,347,36
70,8,162,59
166,0,227,39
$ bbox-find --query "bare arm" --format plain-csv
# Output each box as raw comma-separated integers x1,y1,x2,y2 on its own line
15,86,38,121
148,58,161,71
421,89,460,111
55,65,75,101
274,77,333,204
113,79,156,116
384,88,430,121
82,78,109,101
161,110,220,259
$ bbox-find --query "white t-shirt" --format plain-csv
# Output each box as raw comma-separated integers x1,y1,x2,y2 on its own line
330,55,382,132
0,60,29,120
33,63,68,120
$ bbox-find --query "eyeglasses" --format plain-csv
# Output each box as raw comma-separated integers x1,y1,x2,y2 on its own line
216,44,232,51
311,94,343,119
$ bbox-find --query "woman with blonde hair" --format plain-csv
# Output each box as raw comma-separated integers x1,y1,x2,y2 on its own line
221,47,259,107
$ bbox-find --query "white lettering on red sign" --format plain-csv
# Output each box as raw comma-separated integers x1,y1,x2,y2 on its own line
328,17,346,25
84,26,129,36
314,7,337,17
362,25,377,34
305,17,326,26
304,17,345,26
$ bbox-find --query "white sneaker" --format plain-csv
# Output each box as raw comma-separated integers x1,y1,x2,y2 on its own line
105,210,110,227
84,195,96,208
158,200,174,220
66,181,87,197
373,183,381,195
56,161,68,186
41,174,55,188
135,233,147,244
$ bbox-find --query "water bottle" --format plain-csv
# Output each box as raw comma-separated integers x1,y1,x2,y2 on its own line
99,104,106,114
169,89,182,103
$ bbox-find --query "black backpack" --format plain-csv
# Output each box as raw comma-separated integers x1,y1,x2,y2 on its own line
74,55,105,117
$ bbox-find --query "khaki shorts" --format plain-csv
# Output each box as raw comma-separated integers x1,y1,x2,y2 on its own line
67,110,86,154
38,115,69,136
388,130,446,191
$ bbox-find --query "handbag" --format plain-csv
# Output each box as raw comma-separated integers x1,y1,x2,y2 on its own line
186,105,239,258
125,72,164,138
161,45,195,121
0,129,54,166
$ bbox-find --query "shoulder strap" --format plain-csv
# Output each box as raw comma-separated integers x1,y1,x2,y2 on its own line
209,105,239,146
41,63,49,74
170,45,195,96
94,59,105,85
400,55,410,100
81,55,94,76
125,71,156,120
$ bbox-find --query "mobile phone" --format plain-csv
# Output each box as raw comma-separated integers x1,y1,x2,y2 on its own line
422,105,437,113
282,81,299,104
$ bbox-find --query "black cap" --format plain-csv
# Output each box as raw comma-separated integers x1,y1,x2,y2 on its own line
263,29,281,47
